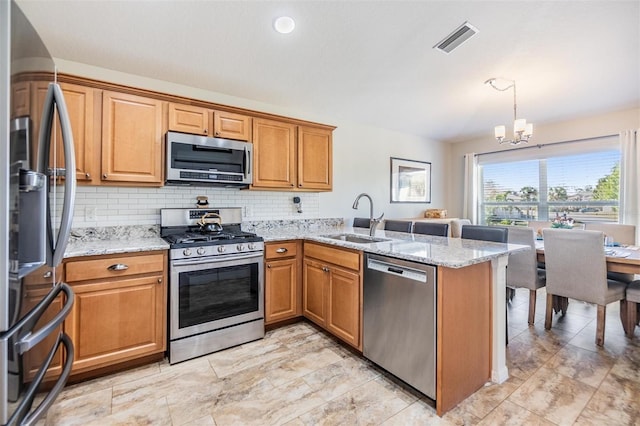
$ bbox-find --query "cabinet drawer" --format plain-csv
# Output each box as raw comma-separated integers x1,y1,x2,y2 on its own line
66,253,165,282
265,241,298,259
304,243,360,271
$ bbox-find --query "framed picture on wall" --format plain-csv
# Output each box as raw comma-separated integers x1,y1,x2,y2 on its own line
390,157,431,203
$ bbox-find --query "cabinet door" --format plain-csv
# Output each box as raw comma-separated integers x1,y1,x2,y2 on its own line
168,103,209,136
65,274,166,374
326,266,361,348
302,258,327,326
213,111,251,141
297,126,332,191
11,81,30,119
265,258,298,324
252,118,296,189
102,91,164,184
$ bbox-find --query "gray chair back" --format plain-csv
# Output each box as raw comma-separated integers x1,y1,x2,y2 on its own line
461,225,508,243
384,220,413,233
413,222,449,237
353,217,370,228
506,227,542,290
542,229,610,305
584,223,636,245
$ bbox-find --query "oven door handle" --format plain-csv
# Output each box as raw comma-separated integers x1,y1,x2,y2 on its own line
171,252,263,267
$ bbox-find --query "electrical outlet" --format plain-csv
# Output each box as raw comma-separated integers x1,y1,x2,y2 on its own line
244,206,253,217
85,206,97,221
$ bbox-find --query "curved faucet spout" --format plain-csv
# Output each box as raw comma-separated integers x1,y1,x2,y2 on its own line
352,193,383,236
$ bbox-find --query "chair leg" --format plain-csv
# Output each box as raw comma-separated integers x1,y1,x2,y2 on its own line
622,300,638,338
596,305,606,346
528,289,536,326
545,293,553,330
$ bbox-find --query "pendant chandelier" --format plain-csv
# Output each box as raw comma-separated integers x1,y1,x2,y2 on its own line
485,77,533,145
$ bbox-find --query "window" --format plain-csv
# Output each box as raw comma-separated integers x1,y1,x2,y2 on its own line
478,142,620,225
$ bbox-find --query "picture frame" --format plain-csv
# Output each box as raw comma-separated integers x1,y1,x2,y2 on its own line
390,157,431,203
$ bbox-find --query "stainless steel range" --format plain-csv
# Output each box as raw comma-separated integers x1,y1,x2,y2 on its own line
160,208,264,364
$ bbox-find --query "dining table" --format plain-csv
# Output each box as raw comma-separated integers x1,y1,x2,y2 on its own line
535,241,640,313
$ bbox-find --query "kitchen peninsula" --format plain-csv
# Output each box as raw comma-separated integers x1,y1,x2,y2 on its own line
61,223,526,416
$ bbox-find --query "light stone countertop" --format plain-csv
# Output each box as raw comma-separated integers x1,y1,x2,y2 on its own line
64,223,528,268
262,227,529,269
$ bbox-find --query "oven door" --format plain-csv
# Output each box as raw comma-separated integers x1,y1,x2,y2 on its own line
169,252,264,340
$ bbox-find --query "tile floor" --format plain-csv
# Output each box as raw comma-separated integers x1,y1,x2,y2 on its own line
37,288,640,425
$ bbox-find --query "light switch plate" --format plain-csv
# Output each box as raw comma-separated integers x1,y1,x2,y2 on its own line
85,206,97,221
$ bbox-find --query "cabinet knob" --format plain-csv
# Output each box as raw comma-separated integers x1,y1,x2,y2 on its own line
85,172,91,179
215,131,219,136
290,183,294,187
204,129,208,134
298,184,302,187
158,278,163,283
322,266,330,272
267,264,271,268
275,248,288,253
103,174,108,179
107,263,129,271
43,271,52,278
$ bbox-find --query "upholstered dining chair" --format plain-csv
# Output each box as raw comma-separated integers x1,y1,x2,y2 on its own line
506,226,546,325
413,222,449,237
542,228,627,346
584,223,636,245
451,219,471,238
353,217,371,228
384,220,413,233
621,281,640,338
461,225,509,243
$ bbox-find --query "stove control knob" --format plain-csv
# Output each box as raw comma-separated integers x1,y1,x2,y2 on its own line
217,246,226,253
248,243,256,250
197,247,206,255
183,248,192,257
237,244,245,251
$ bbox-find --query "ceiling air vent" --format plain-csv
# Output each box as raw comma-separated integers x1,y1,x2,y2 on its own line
434,21,478,54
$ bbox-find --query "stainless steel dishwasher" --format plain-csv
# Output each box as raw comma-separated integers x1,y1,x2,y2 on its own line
363,253,436,399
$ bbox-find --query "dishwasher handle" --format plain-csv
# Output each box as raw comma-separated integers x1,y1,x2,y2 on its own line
367,258,428,283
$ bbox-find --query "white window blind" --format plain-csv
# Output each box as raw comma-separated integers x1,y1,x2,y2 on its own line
477,136,620,224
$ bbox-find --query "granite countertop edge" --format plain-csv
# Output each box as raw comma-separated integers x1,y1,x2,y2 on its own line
65,226,528,268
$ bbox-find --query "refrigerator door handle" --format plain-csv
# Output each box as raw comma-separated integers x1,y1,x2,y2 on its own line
8,332,74,426
0,283,74,353
37,82,76,268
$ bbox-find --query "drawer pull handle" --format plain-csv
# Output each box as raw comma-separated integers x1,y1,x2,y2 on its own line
108,264,129,271
276,248,288,253
43,271,53,278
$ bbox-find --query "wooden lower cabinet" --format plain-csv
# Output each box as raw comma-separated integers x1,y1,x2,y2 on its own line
265,241,302,324
64,251,167,375
303,242,362,349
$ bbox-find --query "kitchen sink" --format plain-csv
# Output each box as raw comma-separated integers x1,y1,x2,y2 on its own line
322,233,391,244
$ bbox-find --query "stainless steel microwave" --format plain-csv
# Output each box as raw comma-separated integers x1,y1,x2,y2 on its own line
165,131,253,186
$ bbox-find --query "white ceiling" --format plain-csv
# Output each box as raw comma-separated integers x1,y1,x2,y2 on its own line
16,0,640,143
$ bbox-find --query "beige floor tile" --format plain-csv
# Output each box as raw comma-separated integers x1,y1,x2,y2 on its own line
509,366,596,425
84,396,172,426
266,347,344,388
545,344,616,388
457,375,524,419
380,398,451,425
578,370,640,425
206,339,292,378
301,356,381,401
212,378,325,426
477,400,555,425
296,377,414,425
45,388,113,426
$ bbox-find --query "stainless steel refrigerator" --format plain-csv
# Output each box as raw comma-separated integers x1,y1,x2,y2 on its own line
1,2,77,425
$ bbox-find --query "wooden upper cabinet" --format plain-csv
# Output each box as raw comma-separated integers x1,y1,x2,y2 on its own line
168,103,209,136
30,82,99,183
213,111,251,141
102,91,165,185
11,81,30,119
168,102,251,141
298,126,332,191
252,118,297,189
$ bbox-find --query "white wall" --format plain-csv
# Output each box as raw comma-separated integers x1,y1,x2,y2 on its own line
447,107,640,218
57,60,447,227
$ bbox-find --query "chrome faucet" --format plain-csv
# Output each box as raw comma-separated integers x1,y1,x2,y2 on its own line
352,193,384,236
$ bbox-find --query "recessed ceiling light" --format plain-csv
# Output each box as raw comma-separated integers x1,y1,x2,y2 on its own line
274,16,295,34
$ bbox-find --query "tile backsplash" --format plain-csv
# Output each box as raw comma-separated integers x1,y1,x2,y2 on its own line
73,186,320,228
